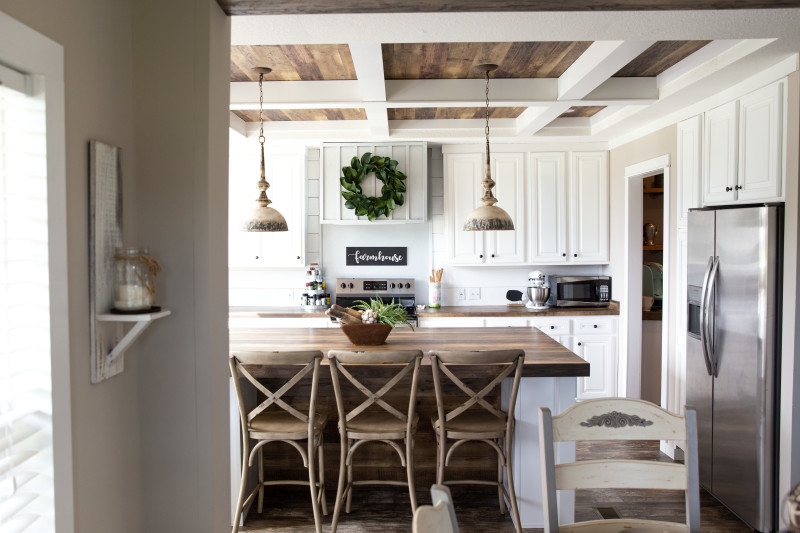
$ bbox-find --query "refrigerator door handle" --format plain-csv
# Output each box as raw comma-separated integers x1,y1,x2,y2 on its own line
699,256,715,376
707,256,720,377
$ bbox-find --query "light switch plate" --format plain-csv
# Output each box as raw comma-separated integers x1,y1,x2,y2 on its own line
456,288,466,300
468,288,481,300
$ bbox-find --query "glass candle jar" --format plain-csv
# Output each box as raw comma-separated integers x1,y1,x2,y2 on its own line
114,247,155,311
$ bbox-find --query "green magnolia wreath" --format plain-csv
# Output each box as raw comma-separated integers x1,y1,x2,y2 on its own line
340,152,407,221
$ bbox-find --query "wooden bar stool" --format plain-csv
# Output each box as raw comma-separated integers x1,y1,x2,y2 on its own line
229,350,328,533
328,349,423,533
428,349,525,533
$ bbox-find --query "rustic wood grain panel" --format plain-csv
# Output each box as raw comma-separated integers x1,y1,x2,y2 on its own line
232,108,367,122
231,44,356,82
387,107,526,120
229,326,589,377
219,0,800,15
382,42,591,79
614,40,712,77
559,105,607,118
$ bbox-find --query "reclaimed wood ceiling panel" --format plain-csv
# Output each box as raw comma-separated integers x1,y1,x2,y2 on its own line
388,107,526,120
559,106,606,118
382,42,591,79
233,109,367,121
614,41,712,77
231,45,356,81
217,0,800,15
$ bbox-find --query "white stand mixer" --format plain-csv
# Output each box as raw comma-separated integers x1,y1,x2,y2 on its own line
524,270,550,310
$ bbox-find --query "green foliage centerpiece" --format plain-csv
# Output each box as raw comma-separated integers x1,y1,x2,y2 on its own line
340,153,407,221
340,297,414,345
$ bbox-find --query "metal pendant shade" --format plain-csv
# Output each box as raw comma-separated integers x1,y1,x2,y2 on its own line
463,64,514,232
243,67,288,232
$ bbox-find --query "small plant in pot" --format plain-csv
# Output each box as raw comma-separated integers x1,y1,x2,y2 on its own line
339,297,414,345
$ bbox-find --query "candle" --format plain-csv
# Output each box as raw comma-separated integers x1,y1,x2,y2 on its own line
115,283,152,311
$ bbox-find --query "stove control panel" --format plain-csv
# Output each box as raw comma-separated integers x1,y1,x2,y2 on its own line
335,278,415,296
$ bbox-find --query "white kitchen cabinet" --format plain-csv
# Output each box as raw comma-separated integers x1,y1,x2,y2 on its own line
444,151,526,266
417,316,486,328
229,148,305,268
702,80,785,206
737,81,784,202
572,333,617,400
677,115,702,229
703,100,738,204
527,152,568,264
569,152,610,264
320,142,427,224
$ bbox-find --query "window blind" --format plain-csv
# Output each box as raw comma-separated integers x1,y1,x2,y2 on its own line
0,73,55,532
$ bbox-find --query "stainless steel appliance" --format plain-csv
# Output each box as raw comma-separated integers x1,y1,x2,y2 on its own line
526,270,550,309
686,205,781,532
546,275,611,307
335,277,417,325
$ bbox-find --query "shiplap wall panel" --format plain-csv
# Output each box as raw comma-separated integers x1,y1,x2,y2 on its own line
320,142,427,224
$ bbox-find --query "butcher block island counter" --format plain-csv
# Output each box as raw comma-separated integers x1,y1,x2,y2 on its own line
229,326,582,528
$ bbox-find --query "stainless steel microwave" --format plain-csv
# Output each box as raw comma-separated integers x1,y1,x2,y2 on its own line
546,276,611,307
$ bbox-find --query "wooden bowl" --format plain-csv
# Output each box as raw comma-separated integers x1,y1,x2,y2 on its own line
340,323,392,345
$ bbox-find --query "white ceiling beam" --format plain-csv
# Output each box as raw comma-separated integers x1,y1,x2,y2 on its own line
349,43,387,102
364,103,389,137
583,77,658,101
590,105,649,135
515,104,572,136
386,78,557,105
230,80,364,109
558,40,656,101
229,112,247,137
657,39,775,100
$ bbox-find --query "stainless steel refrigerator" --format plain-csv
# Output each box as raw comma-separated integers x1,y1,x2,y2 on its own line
686,205,781,533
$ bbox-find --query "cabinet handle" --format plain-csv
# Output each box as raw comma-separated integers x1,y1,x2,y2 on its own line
577,342,582,346
574,253,578,258
491,254,495,258
735,185,742,191
297,256,300,260
479,254,483,259
255,255,259,259
550,325,555,329
562,253,566,257
594,324,598,328
726,186,732,192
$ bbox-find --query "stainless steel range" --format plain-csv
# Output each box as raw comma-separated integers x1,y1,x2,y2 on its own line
335,277,417,324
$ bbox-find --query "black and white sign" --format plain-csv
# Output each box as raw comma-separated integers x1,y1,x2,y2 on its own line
346,247,407,266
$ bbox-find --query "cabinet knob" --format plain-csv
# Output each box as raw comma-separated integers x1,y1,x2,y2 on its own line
577,342,582,346
255,255,259,259
574,253,578,258
562,253,566,257
594,324,598,328
297,256,300,260
725,186,732,192
480,254,483,258
735,185,742,190
491,254,495,258
550,325,555,329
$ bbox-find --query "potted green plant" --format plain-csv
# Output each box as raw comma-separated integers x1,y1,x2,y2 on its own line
340,297,414,345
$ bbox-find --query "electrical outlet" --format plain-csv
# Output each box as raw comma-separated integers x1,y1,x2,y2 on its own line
469,288,481,300
456,288,466,300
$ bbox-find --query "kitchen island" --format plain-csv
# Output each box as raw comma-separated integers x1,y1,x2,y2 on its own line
229,326,583,528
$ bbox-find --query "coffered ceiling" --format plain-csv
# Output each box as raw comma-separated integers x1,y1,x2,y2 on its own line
227,9,800,146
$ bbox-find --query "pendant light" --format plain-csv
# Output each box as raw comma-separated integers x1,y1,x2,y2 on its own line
463,64,514,231
242,67,288,232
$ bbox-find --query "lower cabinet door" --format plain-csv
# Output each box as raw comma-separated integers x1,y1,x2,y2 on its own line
573,334,617,400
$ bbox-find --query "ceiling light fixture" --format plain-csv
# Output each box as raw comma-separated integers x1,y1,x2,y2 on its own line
242,67,288,232
463,64,514,232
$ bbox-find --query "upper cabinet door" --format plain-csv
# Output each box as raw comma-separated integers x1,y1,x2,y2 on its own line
677,115,702,228
703,101,738,205
445,152,485,265
528,152,568,264
320,142,427,224
570,152,609,264
486,153,526,264
738,81,783,202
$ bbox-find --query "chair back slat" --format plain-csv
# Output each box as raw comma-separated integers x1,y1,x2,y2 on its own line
230,351,323,425
430,350,524,425
328,350,423,426
554,460,687,490
551,397,686,442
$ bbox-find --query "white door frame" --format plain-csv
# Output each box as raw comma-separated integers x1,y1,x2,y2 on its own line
620,155,671,402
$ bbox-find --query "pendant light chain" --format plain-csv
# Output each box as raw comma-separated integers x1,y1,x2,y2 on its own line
258,73,266,147
485,69,490,143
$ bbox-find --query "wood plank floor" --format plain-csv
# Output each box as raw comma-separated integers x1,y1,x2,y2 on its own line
241,440,754,532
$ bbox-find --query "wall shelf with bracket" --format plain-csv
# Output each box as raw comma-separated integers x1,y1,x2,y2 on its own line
96,309,171,363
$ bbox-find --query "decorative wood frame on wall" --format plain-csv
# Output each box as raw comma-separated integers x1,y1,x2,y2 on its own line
89,140,125,383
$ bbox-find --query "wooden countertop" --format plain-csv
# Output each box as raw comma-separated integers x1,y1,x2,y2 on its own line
229,326,589,378
230,301,619,319
418,302,619,317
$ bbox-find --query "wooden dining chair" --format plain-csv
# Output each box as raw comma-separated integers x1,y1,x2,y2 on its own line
229,350,328,533
428,349,525,533
412,484,460,533
328,349,423,533
538,397,701,533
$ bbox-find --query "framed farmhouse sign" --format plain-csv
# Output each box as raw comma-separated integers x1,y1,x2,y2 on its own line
346,247,407,266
